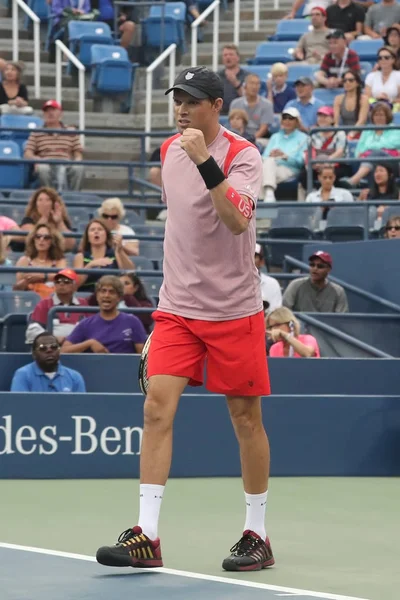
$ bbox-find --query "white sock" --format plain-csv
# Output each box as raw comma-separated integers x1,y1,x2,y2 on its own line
244,491,268,540
138,484,165,540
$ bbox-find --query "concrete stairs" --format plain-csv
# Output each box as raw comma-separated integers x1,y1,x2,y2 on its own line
0,0,292,192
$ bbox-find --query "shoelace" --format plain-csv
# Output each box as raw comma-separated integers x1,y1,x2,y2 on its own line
117,529,135,544
230,533,262,556
117,528,151,549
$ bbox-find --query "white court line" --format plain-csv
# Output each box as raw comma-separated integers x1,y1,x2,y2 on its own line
0,542,370,600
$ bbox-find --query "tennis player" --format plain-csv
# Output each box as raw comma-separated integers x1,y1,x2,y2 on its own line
96,66,274,572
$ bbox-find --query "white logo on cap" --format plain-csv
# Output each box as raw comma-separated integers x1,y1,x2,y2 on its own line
185,72,194,80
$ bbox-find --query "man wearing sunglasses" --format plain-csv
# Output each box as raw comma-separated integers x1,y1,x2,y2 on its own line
282,250,349,312
26,269,88,345
10,331,86,392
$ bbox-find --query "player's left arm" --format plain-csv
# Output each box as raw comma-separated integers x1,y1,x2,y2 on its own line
180,128,259,235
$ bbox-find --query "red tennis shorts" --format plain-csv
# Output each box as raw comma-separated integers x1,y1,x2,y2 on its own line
147,310,271,396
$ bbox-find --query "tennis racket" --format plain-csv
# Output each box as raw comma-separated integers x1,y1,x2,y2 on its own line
138,332,153,395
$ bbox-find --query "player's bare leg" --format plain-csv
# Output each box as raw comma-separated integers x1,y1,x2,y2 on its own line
222,395,274,571
96,374,188,568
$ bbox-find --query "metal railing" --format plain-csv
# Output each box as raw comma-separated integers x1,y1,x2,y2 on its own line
307,124,400,192
12,0,41,98
145,44,176,154
191,0,220,72
254,0,260,31
234,0,240,45
55,40,85,146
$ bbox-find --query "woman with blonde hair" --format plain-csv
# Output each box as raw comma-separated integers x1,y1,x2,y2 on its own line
14,223,66,298
98,197,139,256
18,187,75,251
0,61,32,115
266,306,320,358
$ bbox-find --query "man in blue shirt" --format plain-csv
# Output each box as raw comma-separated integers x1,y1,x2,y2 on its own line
262,107,308,202
283,77,324,131
11,332,86,392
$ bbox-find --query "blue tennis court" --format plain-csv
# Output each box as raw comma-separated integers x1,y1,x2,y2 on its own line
0,544,370,600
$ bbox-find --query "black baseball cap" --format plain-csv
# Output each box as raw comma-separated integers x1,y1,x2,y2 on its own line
326,29,346,40
165,66,224,100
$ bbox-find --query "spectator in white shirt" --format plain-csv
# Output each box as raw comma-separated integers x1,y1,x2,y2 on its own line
255,243,283,314
97,197,139,256
365,46,400,103
306,164,354,224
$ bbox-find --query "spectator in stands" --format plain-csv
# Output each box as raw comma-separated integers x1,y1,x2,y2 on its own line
0,57,6,73
11,331,86,392
315,30,361,89
24,100,84,192
284,77,324,130
17,187,75,252
286,0,332,19
305,165,354,222
255,244,282,314
93,0,136,50
293,7,330,64
0,61,32,115
262,107,308,202
14,224,67,299
74,218,134,293
326,0,365,41
98,197,139,256
365,47,400,104
266,307,320,358
26,268,88,344
299,106,348,189
62,275,147,354
384,25,400,66
0,214,19,253
218,45,248,115
333,70,369,135
340,102,400,187
384,214,400,238
229,73,274,143
359,162,399,217
362,0,400,39
266,63,296,114
148,147,162,188
283,251,349,312
0,232,11,266
228,109,256,144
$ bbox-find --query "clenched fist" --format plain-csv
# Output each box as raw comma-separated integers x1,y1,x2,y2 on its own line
180,128,210,166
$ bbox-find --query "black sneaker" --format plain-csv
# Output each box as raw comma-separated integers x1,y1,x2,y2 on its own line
96,526,163,568
222,530,275,571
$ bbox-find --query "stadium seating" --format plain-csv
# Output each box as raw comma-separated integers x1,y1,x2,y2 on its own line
26,0,49,23
132,224,165,237
90,45,137,96
0,291,41,319
359,61,373,82
349,39,384,63
0,203,25,224
0,115,43,154
313,87,344,104
323,206,366,242
139,241,164,268
0,313,29,352
0,142,25,189
131,256,154,271
68,21,113,68
269,19,312,41
143,276,163,299
247,42,296,65
149,2,187,21
142,3,186,53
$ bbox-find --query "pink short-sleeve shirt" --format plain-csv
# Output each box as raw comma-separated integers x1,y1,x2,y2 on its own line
0,216,18,230
269,334,321,358
158,126,263,321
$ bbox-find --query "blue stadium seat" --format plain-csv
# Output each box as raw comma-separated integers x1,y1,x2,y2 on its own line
359,61,372,82
61,192,103,205
349,39,384,63
26,0,49,25
0,269,16,290
133,224,165,237
90,45,137,95
0,291,41,318
67,207,91,229
0,203,25,224
0,313,29,352
0,115,43,154
286,64,318,85
393,112,400,125
142,16,186,51
380,205,400,226
139,241,164,265
270,19,312,41
8,190,34,200
323,206,366,242
149,2,187,21
68,21,113,68
266,206,319,266
0,141,24,189
247,42,296,65
131,256,154,271
313,87,344,104
124,210,145,226
143,276,163,298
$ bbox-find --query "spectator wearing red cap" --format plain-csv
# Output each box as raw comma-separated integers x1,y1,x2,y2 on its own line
26,269,88,345
293,8,330,64
283,251,349,312
299,105,348,191
315,30,360,89
286,0,332,20
326,0,365,42
24,100,84,192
